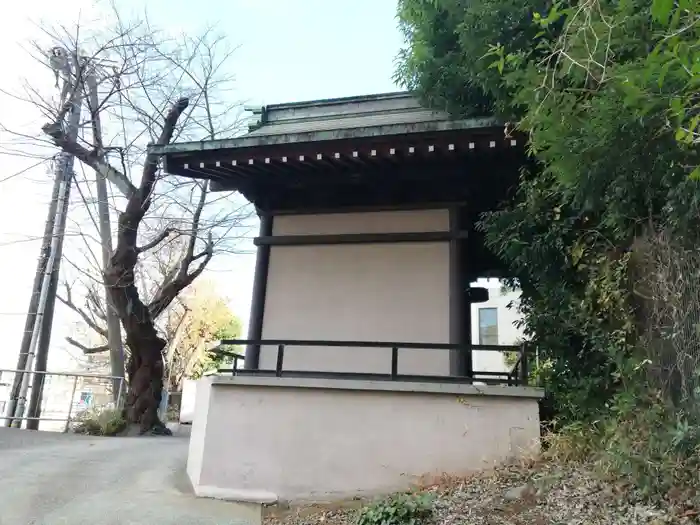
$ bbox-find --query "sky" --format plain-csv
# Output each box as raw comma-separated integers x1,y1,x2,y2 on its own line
0,0,404,371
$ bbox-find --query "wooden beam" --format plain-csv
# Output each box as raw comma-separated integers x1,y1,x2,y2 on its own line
262,201,467,216
254,230,468,247
449,206,471,377
245,214,273,370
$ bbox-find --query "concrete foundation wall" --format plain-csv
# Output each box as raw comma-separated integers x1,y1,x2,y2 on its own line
188,376,542,504
261,210,451,375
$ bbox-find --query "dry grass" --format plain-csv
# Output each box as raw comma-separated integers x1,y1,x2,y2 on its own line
71,407,126,436
263,458,689,525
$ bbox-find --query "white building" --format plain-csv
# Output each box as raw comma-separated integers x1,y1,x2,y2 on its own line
470,278,525,374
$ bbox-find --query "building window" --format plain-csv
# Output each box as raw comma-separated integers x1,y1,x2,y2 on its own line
478,307,499,345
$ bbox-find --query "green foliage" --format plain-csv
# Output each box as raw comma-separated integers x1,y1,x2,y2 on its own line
395,0,562,118
601,393,700,498
396,0,700,499
165,280,243,388
356,493,434,525
546,387,700,501
72,407,127,436
207,319,243,371
645,0,700,175
397,0,700,421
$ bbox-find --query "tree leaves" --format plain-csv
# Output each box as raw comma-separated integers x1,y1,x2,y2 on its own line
651,0,675,25
396,0,700,423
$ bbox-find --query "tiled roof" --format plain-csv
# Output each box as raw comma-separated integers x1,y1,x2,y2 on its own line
245,92,450,137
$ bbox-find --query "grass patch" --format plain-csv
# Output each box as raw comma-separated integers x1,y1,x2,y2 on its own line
71,407,127,436
356,493,434,525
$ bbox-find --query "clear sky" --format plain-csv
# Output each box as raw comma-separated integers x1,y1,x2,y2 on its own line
0,0,404,370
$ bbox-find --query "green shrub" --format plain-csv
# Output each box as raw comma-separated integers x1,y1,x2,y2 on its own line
356,493,433,525
71,407,127,436
545,390,700,503
598,393,700,500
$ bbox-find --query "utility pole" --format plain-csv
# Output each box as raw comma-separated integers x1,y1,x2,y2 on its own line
86,70,125,399
5,48,82,428
5,49,126,428
11,142,80,427
3,166,62,427
27,57,127,427
25,145,78,429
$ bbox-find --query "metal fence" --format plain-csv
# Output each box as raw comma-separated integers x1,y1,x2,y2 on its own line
214,339,529,386
0,369,125,432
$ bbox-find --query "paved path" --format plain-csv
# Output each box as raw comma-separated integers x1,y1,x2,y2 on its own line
0,427,260,525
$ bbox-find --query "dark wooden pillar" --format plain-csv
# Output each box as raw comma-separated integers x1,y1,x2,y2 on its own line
244,213,273,369
449,206,472,377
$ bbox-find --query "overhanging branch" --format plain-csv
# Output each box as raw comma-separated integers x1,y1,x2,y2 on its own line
42,121,137,199
136,228,173,253
65,337,109,354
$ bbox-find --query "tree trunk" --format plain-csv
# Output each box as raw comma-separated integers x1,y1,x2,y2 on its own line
124,336,168,434
102,97,191,435
43,83,207,434
45,95,202,434
106,252,170,434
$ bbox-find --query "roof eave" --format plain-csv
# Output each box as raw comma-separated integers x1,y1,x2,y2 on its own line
151,116,502,157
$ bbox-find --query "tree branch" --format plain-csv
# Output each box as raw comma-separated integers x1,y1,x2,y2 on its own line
146,180,214,319
136,228,173,253
148,232,214,319
42,121,137,199
65,337,110,355
57,283,108,338
117,97,189,247
86,285,107,322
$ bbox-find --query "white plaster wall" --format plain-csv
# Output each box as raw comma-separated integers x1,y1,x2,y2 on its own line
272,209,449,236
188,377,542,503
261,210,451,376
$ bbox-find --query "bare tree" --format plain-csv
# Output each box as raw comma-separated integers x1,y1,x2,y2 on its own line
6,9,252,433
58,235,242,391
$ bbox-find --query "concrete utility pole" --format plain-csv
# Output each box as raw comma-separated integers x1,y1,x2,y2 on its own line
4,161,63,427
4,48,82,428
27,57,127,427
86,70,125,399
23,130,81,429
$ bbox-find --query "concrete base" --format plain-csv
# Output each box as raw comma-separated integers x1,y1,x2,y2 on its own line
193,485,278,505
187,376,543,504
187,488,265,525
